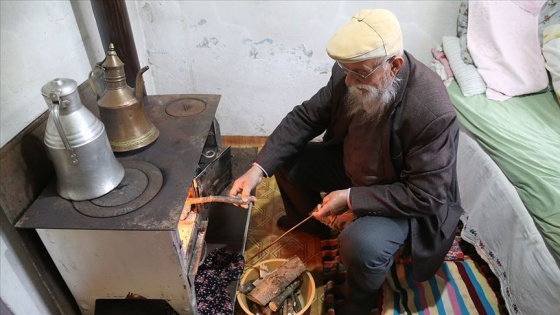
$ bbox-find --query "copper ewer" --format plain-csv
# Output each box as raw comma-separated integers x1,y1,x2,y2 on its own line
89,43,159,152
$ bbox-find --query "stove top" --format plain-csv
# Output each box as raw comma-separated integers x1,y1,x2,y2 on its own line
72,160,163,218
16,94,220,231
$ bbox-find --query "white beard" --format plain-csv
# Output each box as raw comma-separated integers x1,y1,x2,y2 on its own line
345,70,401,124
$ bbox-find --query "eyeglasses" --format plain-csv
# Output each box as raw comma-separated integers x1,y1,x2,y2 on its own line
337,55,395,80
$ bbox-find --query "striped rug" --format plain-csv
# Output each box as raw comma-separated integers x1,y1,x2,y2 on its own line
382,260,500,314
321,238,500,315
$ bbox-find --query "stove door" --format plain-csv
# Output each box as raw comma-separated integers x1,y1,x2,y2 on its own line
186,146,233,287
192,146,233,217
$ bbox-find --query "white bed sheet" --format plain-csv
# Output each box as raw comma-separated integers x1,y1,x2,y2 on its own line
457,131,560,314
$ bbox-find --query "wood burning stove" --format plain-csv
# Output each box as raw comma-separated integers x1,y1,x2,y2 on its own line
16,92,250,315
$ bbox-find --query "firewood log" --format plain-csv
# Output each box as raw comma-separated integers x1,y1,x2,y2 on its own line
282,298,289,315
250,303,271,315
247,256,307,306
282,296,296,315
251,304,260,315
293,290,302,312
239,279,256,294
268,278,302,311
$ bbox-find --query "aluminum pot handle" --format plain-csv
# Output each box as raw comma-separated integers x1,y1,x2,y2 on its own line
49,92,79,165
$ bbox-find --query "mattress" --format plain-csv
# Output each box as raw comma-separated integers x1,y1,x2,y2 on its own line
447,81,560,261
448,78,560,314
457,130,560,314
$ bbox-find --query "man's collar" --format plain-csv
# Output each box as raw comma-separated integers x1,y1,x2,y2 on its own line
393,51,410,105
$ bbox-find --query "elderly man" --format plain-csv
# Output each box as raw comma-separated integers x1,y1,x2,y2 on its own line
230,9,462,313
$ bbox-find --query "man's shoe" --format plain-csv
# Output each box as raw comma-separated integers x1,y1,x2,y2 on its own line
336,285,380,315
276,215,331,239
337,301,378,315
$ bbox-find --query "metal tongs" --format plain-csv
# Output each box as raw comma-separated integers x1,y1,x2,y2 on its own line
180,195,250,220
186,195,249,206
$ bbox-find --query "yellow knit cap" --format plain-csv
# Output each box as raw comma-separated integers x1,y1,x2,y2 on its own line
327,9,403,62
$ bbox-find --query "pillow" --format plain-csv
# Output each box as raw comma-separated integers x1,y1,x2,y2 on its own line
542,24,560,101
457,0,557,61
467,1,549,100
457,0,474,65
442,36,486,97
539,0,560,47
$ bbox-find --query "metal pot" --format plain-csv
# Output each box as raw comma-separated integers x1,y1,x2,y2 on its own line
89,43,159,152
42,78,124,201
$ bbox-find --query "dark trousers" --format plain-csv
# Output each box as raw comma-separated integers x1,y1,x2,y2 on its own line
274,141,409,302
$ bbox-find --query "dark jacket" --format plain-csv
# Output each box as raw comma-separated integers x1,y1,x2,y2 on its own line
256,51,463,282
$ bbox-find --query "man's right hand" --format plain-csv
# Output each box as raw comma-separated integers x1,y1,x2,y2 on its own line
228,165,263,208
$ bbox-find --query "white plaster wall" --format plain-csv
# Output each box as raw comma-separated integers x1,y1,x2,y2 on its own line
0,1,102,313
1,0,461,145
0,1,103,148
127,1,461,136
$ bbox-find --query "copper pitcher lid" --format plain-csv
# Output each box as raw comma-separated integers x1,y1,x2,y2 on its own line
101,43,127,86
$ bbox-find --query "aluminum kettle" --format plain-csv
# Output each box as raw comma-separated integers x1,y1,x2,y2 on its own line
42,78,125,201
89,43,159,152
